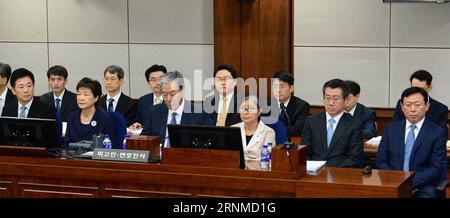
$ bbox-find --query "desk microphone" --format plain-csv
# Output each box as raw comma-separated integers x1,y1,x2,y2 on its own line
280,103,294,150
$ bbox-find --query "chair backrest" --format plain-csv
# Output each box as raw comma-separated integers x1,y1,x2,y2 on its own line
261,116,287,145
106,111,127,149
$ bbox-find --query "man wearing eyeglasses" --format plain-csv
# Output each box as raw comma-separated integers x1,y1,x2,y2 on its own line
141,71,210,147
204,64,241,127
301,79,363,168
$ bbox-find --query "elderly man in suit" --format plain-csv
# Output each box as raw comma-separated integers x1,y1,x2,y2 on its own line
377,87,447,198
141,71,210,147
392,70,448,133
344,80,376,140
301,79,363,168
1,68,54,119
40,65,78,122
99,65,137,126
0,62,17,115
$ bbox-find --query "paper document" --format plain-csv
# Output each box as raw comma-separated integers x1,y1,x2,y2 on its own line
127,127,143,136
307,161,326,174
62,122,67,137
367,136,382,146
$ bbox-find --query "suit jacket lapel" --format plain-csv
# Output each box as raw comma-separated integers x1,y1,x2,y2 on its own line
115,93,124,113
160,106,169,139
397,120,406,166
246,121,264,150
317,112,328,152
60,90,69,115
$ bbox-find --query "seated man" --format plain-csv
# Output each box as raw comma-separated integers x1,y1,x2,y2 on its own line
100,65,137,126
301,79,363,168
344,80,376,140
0,62,16,115
271,71,310,137
132,64,167,128
392,70,448,132
1,68,54,119
204,64,241,127
141,71,210,147
376,87,447,198
40,65,78,122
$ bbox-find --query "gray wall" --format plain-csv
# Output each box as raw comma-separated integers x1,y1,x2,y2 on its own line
0,0,213,100
294,0,450,108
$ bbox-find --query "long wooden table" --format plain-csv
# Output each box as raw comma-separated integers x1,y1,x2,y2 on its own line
0,154,413,198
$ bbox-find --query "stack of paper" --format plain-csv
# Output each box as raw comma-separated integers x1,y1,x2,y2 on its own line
127,127,143,136
367,136,382,146
307,161,326,174
446,140,450,150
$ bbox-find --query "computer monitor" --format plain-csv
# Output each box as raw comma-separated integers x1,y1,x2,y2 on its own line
167,124,245,169
0,117,59,150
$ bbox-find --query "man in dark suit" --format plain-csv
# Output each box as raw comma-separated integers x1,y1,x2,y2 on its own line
141,71,209,147
99,65,137,126
377,87,447,198
40,65,78,122
392,70,448,132
204,64,241,127
130,64,167,129
344,80,376,140
270,71,310,137
1,68,54,119
301,79,363,168
0,62,17,115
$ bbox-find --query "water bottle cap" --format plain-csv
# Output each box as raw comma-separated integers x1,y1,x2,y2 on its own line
104,134,109,138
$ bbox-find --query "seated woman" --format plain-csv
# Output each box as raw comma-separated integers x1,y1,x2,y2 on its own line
64,77,114,147
232,95,275,160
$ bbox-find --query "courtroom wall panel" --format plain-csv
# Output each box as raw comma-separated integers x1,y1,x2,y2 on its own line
129,0,213,44
48,0,128,43
0,0,213,99
294,0,450,108
294,47,390,107
0,0,47,42
0,43,49,95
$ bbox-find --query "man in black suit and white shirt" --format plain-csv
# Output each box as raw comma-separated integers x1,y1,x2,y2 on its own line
1,68,54,119
344,80,376,140
301,79,363,168
271,71,310,137
0,62,17,115
99,65,137,126
40,65,78,122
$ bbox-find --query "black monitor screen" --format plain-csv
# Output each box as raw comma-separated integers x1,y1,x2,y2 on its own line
167,124,245,169
0,117,59,149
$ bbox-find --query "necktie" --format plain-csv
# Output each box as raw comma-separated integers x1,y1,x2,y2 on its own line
403,124,417,171
19,106,27,118
166,112,178,148
216,97,227,126
279,103,288,126
327,118,335,148
55,98,61,114
107,98,114,112
154,97,162,105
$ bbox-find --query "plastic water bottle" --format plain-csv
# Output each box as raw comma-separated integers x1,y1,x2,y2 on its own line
267,142,273,170
103,134,112,149
122,133,129,150
260,144,269,171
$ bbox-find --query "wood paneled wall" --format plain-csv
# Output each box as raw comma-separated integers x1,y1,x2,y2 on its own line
214,0,293,82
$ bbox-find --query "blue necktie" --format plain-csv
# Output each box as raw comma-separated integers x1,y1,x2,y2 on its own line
403,124,417,171
55,98,61,114
166,112,178,148
107,98,114,112
19,106,27,118
327,118,335,148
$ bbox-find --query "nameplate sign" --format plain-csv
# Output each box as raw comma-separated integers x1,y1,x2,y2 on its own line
92,148,150,163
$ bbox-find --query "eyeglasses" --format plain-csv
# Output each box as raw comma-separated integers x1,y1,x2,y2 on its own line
324,95,343,103
149,78,160,83
239,107,259,113
214,77,234,83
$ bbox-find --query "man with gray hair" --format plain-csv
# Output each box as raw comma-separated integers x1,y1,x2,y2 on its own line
141,71,210,147
99,65,137,125
0,62,16,115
